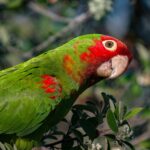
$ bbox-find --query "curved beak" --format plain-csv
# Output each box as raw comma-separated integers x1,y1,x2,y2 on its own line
96,55,129,79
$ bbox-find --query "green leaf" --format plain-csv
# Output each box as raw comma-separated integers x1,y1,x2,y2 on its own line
7,0,23,9
4,143,14,150
119,102,127,121
73,129,83,143
72,146,83,150
47,135,58,140
73,104,98,115
101,92,110,102
71,111,80,125
79,119,98,140
0,142,6,150
106,139,111,150
105,134,116,140
109,99,115,112
101,99,110,115
124,107,143,120
141,107,150,119
140,139,150,149
62,136,74,150
106,109,118,133
87,117,99,128
108,94,116,103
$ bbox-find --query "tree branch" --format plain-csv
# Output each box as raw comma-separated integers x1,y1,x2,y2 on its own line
131,130,150,145
44,134,87,148
28,2,72,23
23,10,92,59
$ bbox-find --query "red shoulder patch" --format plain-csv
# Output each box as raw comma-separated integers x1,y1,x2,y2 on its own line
40,75,62,99
63,54,74,75
63,54,83,83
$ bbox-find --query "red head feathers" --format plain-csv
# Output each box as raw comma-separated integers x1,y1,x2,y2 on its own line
80,35,132,79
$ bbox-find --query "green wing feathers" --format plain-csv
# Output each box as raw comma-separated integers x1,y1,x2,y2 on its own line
0,51,64,136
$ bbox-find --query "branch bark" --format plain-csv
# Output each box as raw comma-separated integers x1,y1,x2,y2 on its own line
28,2,72,23
131,130,150,145
23,10,92,59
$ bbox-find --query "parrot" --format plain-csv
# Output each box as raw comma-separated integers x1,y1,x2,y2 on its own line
0,34,132,149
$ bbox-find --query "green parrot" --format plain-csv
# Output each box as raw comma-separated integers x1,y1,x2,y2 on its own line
0,34,132,149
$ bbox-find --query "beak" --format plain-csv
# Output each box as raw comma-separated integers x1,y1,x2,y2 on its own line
96,55,129,79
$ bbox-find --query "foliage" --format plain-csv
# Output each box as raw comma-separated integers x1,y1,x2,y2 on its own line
42,92,142,150
0,142,17,150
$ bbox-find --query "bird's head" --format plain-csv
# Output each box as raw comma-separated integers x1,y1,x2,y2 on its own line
80,35,132,80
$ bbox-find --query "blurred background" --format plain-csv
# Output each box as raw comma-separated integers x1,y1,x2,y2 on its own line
0,0,149,149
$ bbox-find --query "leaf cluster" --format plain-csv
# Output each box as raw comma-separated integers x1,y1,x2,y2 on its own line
43,92,143,150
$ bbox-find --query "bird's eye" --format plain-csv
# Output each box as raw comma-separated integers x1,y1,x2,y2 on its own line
102,40,117,51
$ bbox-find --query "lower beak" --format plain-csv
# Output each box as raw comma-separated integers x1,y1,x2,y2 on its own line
96,55,129,79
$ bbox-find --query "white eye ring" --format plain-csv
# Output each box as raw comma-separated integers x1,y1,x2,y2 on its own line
102,40,117,51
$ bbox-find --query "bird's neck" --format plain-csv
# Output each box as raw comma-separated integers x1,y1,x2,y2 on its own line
45,42,100,97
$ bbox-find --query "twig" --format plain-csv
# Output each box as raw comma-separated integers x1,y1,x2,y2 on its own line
99,128,112,136
28,2,72,23
23,10,92,59
6,46,21,53
44,134,87,148
131,130,150,145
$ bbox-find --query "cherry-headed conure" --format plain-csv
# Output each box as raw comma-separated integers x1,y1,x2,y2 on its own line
0,34,132,149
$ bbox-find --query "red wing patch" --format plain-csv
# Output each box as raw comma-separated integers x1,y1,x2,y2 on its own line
40,75,62,99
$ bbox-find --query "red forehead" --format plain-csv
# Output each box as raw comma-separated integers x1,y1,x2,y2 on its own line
101,35,118,41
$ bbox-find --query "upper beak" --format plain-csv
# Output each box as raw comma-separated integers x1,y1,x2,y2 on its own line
96,55,129,79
